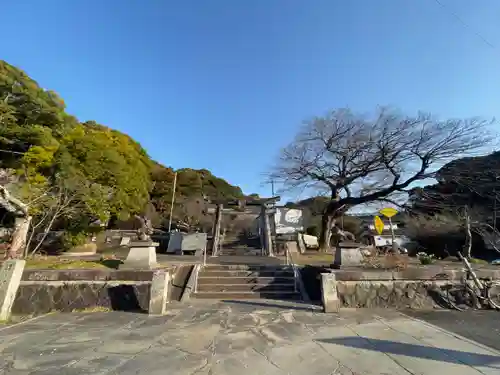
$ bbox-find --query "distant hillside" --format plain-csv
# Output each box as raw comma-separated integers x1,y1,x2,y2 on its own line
410,150,500,218
150,162,245,217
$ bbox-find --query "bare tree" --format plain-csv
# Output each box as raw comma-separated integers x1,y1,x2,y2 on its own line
25,183,78,257
270,107,494,250
174,197,208,231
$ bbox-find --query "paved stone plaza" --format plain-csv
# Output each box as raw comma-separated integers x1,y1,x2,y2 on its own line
1,300,500,374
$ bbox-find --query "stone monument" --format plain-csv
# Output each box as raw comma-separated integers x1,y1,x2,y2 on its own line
166,231,182,254
332,241,364,269
181,233,207,256
136,215,153,241
0,259,25,321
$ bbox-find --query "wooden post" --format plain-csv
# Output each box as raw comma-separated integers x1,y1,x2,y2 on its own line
211,204,223,256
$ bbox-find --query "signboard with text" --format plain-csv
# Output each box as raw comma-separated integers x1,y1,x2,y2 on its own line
274,208,304,234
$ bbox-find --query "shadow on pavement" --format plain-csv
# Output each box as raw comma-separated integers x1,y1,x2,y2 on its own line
221,299,318,312
406,310,500,352
317,337,500,368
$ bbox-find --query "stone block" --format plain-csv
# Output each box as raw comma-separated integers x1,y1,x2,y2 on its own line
320,272,340,313
120,246,158,270
296,234,306,254
302,234,319,248
333,270,394,281
148,270,170,315
284,241,299,254
120,236,131,246
0,259,26,321
166,232,183,254
129,241,159,247
333,245,363,268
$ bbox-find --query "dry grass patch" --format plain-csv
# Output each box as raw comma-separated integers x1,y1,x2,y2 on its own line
285,252,333,265
71,306,111,313
25,256,123,270
361,251,409,270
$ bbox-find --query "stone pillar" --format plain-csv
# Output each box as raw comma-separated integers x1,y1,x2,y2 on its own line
320,272,340,313
261,205,274,257
0,260,25,321
120,241,159,270
333,242,363,269
148,269,170,315
296,233,306,254
211,204,222,256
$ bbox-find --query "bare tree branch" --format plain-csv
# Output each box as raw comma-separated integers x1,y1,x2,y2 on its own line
269,107,495,250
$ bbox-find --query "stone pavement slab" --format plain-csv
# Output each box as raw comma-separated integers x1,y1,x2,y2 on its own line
1,300,500,374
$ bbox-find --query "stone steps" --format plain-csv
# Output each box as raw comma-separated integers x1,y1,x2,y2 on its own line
218,249,263,256
202,265,292,271
197,276,294,285
192,264,301,301
197,284,296,292
198,270,294,277
192,291,302,300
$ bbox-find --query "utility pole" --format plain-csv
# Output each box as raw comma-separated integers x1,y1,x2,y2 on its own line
494,188,497,228
167,172,177,232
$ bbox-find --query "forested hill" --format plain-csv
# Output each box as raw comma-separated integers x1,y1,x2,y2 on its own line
0,60,244,230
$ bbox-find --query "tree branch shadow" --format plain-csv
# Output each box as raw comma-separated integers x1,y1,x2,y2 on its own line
316,336,500,369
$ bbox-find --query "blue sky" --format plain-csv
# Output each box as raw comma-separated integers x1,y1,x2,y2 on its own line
2,0,500,201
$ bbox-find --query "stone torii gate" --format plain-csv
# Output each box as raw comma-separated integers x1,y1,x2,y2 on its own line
210,196,280,257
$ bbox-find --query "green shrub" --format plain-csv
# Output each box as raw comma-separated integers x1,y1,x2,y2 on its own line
61,232,88,251
417,252,435,265
469,257,488,265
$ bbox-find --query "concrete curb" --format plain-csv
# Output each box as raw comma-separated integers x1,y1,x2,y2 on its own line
180,264,201,302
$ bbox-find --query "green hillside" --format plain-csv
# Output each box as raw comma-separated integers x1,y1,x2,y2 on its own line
0,60,245,241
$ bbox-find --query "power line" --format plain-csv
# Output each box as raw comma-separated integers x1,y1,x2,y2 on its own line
432,0,495,49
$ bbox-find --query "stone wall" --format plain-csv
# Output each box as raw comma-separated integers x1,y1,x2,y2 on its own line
320,266,500,312
336,280,446,309
11,268,173,317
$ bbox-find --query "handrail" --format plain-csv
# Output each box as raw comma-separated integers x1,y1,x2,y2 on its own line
285,248,298,293
193,264,199,293
203,243,207,266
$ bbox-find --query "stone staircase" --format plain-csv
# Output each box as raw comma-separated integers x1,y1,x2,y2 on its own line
192,265,302,300
218,247,263,256
218,233,263,256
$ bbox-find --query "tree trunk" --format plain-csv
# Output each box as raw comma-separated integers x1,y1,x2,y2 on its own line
29,211,60,257
5,216,32,259
319,214,335,252
463,208,472,259
319,196,345,252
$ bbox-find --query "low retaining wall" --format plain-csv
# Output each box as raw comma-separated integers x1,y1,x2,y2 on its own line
320,266,500,312
11,268,173,317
